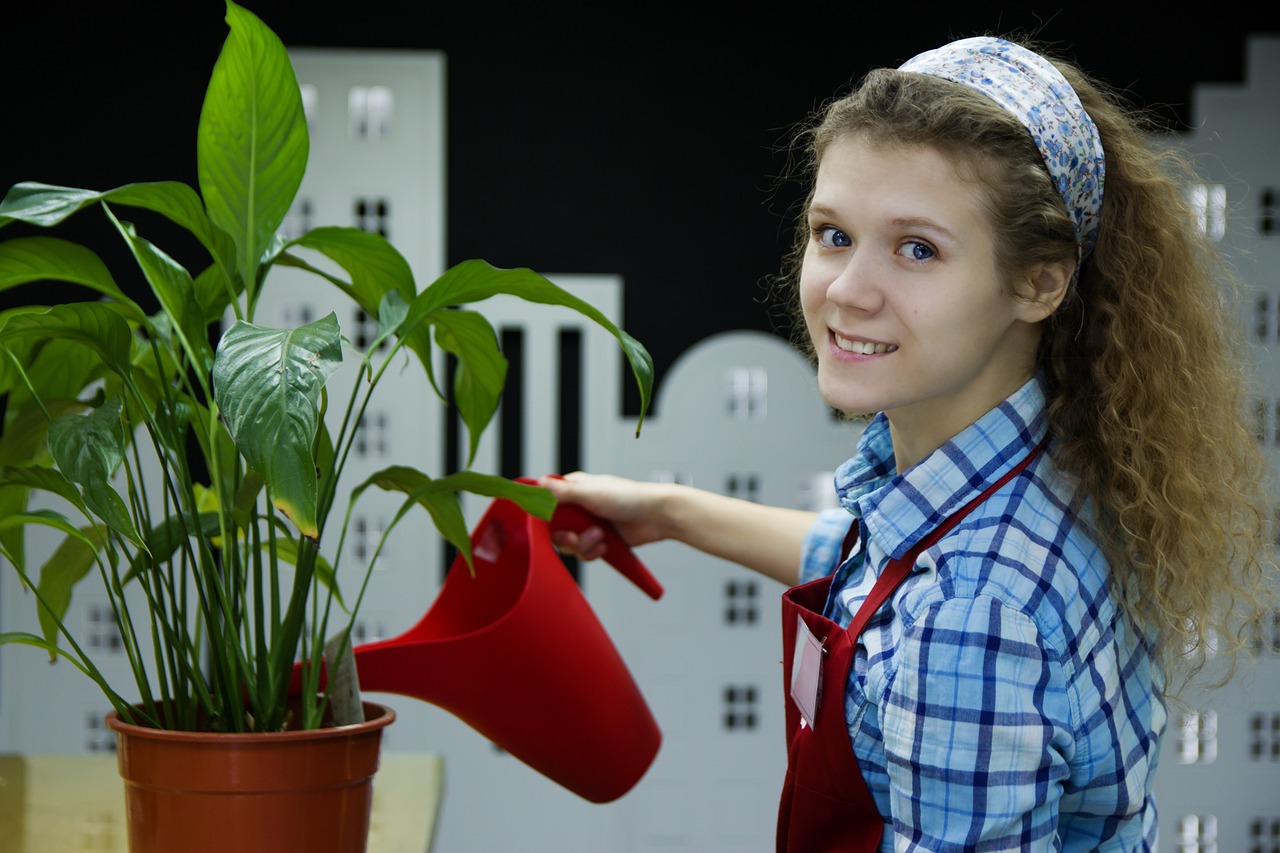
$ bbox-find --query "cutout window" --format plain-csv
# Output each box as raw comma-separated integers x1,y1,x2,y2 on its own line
348,85,394,140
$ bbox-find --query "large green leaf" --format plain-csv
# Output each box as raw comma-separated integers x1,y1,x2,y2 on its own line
106,209,214,373
289,227,416,307
369,290,410,355
430,309,506,464
408,260,654,434
198,0,308,292
0,395,89,469
0,633,96,680
0,485,28,576
0,182,236,286
351,468,556,569
35,525,110,654
275,229,434,373
0,465,93,521
0,302,135,381
350,467,471,563
106,183,238,281
213,314,342,539
6,336,102,411
0,183,109,229
47,397,145,549
0,510,104,654
0,237,142,320
192,261,238,324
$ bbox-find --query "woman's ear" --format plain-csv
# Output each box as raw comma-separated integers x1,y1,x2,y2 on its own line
1015,259,1075,322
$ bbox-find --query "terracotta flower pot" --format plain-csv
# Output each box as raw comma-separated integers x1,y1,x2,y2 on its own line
105,701,395,853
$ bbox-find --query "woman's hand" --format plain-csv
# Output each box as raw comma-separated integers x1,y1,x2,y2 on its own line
540,471,819,587
539,472,672,560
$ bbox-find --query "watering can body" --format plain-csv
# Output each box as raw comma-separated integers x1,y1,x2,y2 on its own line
304,481,664,803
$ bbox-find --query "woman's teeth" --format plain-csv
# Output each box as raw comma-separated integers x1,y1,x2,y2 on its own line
834,334,897,355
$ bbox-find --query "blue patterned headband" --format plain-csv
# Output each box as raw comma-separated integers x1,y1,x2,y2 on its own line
899,37,1105,260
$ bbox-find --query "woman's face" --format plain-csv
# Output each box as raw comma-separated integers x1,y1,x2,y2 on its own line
799,136,1047,469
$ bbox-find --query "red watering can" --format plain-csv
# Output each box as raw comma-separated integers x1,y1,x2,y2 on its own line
296,476,664,803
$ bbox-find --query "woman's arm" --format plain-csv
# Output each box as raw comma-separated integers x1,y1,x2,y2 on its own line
540,472,818,587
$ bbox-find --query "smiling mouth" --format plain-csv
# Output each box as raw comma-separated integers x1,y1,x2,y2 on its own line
833,333,897,355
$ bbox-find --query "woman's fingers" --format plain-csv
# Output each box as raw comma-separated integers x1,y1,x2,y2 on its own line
550,526,609,561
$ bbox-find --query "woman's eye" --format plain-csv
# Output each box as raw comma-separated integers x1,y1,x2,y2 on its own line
899,240,935,261
816,226,851,248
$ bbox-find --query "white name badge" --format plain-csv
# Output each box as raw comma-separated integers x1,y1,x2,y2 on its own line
789,615,825,730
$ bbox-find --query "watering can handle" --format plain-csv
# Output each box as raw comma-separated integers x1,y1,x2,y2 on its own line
518,476,664,600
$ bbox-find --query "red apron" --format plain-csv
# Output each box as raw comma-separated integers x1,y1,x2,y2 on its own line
776,442,1044,852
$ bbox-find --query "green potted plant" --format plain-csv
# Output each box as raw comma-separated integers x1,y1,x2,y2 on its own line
0,2,652,849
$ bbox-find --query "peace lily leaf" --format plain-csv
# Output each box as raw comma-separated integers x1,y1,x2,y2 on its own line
106,209,214,372
191,483,220,514
213,314,342,539
0,509,96,539
313,416,336,505
0,465,92,521
36,524,109,654
0,237,142,320
431,309,506,465
47,397,145,549
0,633,96,679
444,470,558,518
182,398,243,503
151,512,226,557
0,182,236,284
281,229,433,371
192,260,238,325
366,290,409,356
0,302,134,381
0,486,27,578
104,182,238,281
0,393,89,469
289,227,416,307
235,469,267,507
4,335,102,414
152,399,194,457
0,510,104,656
351,468,471,566
0,182,107,228
408,260,653,434
352,468,556,570
0,322,39,399
198,0,308,291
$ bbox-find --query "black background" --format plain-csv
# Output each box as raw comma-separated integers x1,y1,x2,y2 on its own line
4,2,1278,414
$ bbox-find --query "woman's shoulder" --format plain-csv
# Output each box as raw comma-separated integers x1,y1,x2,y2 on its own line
900,460,1117,659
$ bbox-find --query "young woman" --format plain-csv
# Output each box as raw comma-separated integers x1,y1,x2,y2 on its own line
544,36,1273,851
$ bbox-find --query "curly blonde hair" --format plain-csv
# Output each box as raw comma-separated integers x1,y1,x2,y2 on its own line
772,39,1275,690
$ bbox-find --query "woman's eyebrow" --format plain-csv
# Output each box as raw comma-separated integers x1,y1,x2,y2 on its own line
891,216,959,241
806,203,840,220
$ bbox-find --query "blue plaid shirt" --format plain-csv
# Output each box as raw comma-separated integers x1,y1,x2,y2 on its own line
799,376,1166,851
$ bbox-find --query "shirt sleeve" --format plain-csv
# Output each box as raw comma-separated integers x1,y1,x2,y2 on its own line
799,508,854,584
878,595,1074,851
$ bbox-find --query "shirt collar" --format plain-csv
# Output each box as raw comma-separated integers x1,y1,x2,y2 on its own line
834,376,1049,561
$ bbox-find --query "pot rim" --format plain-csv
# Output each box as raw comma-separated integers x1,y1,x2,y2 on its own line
104,700,395,743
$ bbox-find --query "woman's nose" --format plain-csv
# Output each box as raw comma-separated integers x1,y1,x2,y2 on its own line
825,250,882,312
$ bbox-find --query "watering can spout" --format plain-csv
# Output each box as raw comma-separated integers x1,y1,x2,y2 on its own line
294,476,664,803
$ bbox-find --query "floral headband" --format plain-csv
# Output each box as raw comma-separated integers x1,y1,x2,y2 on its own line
899,36,1105,260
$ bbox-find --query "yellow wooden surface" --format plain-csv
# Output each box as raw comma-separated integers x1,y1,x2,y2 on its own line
0,751,443,853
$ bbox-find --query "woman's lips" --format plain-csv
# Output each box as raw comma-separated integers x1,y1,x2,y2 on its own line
832,332,897,355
